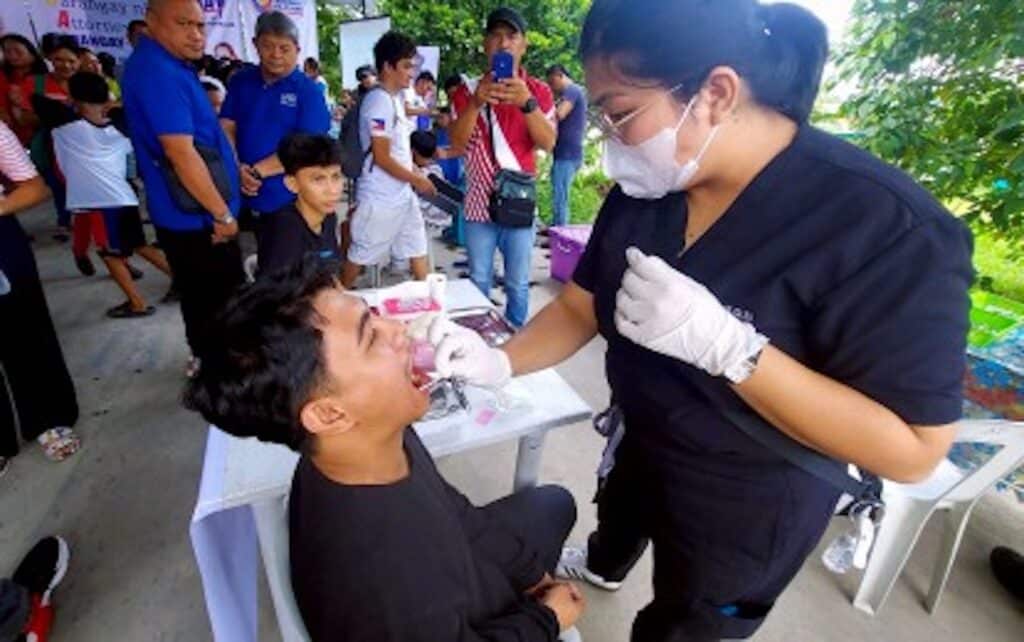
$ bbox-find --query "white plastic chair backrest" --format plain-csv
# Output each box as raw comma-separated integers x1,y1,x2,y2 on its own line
884,419,1024,505
258,496,311,642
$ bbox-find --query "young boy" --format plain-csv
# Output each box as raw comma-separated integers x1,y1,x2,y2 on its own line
257,134,344,278
184,259,584,642
410,129,452,228
51,71,172,318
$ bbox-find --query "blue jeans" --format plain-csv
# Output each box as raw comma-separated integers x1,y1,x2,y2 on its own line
465,220,535,327
550,158,582,228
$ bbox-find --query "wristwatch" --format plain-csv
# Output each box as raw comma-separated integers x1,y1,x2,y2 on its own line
214,212,236,226
520,97,538,114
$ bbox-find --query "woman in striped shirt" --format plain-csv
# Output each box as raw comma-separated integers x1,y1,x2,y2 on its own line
0,120,80,477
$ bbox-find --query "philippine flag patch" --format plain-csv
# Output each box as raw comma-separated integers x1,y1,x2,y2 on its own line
371,118,387,133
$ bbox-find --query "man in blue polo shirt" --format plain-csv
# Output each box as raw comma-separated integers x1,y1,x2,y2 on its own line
123,0,244,374
219,10,330,257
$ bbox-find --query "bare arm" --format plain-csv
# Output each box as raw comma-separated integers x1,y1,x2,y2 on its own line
502,282,598,376
0,175,49,216
555,99,574,122
449,99,482,151
219,117,237,154
523,108,556,153
734,345,957,483
159,133,231,218
369,136,435,195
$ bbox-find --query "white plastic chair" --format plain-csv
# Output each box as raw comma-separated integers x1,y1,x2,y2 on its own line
852,419,1024,615
251,494,584,642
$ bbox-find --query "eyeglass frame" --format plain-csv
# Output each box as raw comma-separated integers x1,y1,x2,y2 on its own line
589,82,690,142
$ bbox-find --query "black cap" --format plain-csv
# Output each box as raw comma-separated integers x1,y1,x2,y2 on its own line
486,7,527,35
355,64,376,81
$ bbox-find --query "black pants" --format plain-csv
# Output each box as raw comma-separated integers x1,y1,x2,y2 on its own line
586,440,837,642
155,227,244,354
483,485,577,574
0,220,79,457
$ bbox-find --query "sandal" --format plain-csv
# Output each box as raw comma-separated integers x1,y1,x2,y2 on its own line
37,428,81,462
106,302,156,319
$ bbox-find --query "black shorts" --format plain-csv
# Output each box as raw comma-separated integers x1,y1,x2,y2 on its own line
97,207,146,258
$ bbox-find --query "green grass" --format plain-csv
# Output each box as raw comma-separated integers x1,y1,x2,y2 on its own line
973,233,1024,301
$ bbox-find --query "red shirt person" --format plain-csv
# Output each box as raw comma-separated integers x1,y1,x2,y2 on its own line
449,7,556,327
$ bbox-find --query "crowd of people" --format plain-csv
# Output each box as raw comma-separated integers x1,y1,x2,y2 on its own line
3,0,1020,641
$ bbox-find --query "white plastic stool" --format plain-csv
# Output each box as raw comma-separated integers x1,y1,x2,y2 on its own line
852,419,1024,615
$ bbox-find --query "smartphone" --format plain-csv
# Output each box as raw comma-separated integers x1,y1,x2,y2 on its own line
491,50,514,81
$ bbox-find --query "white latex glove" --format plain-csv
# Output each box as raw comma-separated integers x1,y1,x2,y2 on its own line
428,317,513,389
615,247,769,383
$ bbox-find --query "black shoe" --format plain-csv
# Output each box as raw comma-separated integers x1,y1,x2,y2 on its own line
160,286,181,304
991,547,1024,600
127,263,144,280
74,255,95,276
12,536,70,601
106,302,156,319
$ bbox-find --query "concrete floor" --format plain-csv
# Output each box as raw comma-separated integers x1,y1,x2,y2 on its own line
1,202,1022,641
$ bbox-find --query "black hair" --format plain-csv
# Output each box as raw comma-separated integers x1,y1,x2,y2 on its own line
410,130,437,159
69,72,110,104
127,20,147,37
183,258,340,452
0,34,49,78
546,64,570,78
355,64,376,80
278,133,343,176
438,105,452,115
304,57,319,71
443,74,463,95
50,38,81,57
373,31,417,74
580,0,828,123
416,70,435,85
97,52,117,78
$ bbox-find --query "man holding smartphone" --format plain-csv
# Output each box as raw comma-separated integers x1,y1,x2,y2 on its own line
449,7,556,328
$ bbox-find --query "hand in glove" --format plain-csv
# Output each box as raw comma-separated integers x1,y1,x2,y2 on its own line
428,317,513,389
614,247,768,383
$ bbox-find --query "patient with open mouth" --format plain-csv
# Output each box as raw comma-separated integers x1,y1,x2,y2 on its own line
183,257,584,641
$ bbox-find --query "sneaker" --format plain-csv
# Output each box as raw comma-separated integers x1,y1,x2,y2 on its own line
990,547,1024,601
74,255,95,276
555,545,622,591
12,536,70,603
22,593,55,642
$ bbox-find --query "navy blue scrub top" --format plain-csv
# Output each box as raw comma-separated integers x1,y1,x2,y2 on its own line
574,126,973,474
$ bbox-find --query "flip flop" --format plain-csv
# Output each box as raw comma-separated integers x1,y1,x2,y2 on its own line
37,427,81,462
106,302,155,319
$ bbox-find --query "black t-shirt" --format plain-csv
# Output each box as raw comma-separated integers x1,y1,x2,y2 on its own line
574,126,973,472
288,429,559,642
257,203,340,278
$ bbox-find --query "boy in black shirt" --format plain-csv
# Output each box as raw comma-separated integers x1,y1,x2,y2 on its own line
258,134,343,278
184,259,584,641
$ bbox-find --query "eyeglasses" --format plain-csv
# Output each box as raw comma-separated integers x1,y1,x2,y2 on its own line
590,83,687,142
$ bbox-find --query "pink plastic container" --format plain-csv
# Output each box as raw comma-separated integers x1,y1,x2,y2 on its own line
549,225,593,283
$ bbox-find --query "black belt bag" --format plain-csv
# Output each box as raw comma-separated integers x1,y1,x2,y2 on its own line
486,107,535,228
160,143,233,214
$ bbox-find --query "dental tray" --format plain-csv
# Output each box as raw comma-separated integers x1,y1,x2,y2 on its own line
448,307,516,347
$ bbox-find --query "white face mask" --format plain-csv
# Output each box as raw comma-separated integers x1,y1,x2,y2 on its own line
603,96,720,199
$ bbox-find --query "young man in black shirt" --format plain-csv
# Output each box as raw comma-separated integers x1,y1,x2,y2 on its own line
258,134,344,278
184,259,585,641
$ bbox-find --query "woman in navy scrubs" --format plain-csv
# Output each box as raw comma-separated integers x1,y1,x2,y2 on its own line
431,1,973,639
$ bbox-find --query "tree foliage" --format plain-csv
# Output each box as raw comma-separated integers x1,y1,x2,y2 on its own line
377,0,590,87
832,1,1024,243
